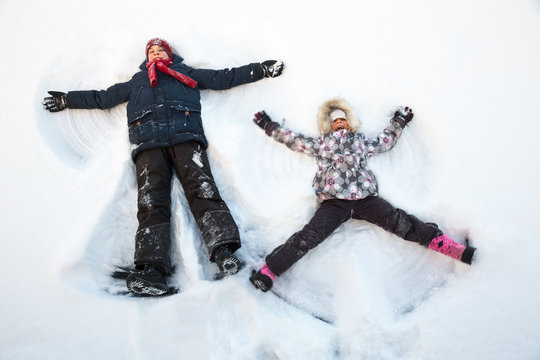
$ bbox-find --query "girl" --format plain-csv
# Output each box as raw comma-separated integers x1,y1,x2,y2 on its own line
249,98,476,292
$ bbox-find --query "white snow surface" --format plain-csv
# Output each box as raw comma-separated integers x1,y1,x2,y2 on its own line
2,0,540,359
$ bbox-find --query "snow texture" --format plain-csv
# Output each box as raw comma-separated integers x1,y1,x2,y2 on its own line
192,150,204,168
2,0,540,359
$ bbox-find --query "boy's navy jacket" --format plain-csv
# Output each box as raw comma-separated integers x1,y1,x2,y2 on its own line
66,54,265,161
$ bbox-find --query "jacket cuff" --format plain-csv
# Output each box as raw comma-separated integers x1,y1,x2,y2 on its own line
393,116,407,128
253,63,266,80
264,121,279,136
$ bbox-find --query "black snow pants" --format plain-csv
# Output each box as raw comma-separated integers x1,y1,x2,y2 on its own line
134,141,241,274
265,196,442,276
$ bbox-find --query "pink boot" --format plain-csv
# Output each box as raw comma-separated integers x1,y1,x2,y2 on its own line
261,264,277,280
428,235,476,264
249,264,276,292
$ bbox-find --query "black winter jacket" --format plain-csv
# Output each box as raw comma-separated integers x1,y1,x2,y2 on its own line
66,54,265,161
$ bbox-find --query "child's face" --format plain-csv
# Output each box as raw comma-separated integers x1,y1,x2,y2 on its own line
331,118,349,132
147,45,170,62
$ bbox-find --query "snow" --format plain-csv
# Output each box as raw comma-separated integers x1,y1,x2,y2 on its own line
1,0,540,359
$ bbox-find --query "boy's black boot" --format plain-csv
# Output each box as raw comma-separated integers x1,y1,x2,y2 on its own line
214,247,242,277
126,265,169,296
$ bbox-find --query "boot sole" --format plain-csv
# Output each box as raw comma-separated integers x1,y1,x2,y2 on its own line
127,279,169,296
219,258,240,275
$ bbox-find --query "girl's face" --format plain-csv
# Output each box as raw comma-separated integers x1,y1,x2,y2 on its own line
331,118,349,132
147,45,170,62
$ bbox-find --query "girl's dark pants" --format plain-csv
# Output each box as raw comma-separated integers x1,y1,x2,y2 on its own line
265,197,442,276
134,141,240,274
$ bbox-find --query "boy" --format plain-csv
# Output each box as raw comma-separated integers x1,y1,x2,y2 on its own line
44,38,284,296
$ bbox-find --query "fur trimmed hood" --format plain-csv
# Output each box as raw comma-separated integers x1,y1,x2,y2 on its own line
317,97,360,134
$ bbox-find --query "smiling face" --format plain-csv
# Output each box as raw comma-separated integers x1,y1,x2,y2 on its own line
147,45,170,62
331,118,349,132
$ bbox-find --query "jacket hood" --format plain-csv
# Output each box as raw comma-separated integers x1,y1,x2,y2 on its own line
139,53,184,70
317,97,360,134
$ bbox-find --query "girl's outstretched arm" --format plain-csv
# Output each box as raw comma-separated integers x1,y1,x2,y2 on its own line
363,106,413,157
253,111,318,157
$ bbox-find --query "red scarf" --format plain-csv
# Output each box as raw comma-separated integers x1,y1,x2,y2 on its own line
146,59,198,88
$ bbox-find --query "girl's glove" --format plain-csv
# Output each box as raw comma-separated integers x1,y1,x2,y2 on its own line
254,111,279,136
43,91,67,112
261,60,284,78
393,106,414,128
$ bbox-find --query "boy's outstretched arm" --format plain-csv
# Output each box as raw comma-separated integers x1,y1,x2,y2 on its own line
43,80,132,112
188,60,284,90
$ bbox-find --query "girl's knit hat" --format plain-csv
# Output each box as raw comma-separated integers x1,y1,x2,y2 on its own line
145,38,173,60
329,109,347,121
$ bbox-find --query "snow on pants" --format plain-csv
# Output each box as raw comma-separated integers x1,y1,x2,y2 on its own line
265,196,442,276
134,141,241,274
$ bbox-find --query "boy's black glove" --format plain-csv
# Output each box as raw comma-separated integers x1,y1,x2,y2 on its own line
393,106,414,128
253,111,279,136
261,60,284,78
43,91,68,112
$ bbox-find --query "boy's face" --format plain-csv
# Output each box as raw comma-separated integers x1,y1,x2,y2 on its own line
147,45,170,62
331,118,349,132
